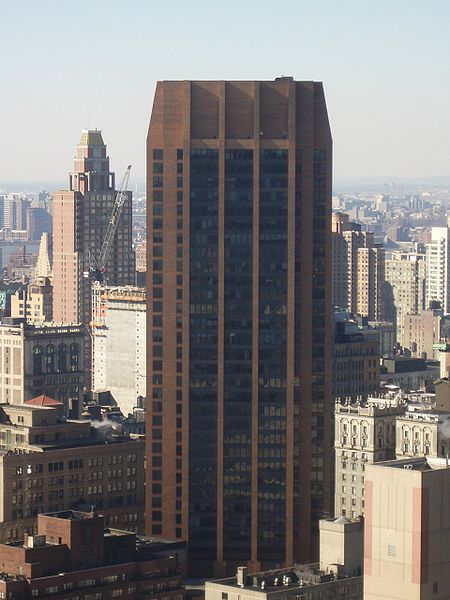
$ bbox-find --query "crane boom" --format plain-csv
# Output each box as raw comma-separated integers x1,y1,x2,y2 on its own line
90,165,131,281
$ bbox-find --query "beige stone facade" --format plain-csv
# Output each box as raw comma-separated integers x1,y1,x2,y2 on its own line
10,277,53,324
395,404,450,460
334,396,404,518
319,517,363,577
364,457,450,600
402,309,442,359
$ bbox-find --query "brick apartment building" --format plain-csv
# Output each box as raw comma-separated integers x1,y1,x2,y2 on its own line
0,402,144,543
0,510,185,600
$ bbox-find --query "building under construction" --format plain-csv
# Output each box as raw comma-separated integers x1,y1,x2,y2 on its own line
92,285,146,416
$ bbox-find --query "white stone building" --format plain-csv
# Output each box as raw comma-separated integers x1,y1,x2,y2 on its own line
92,286,146,416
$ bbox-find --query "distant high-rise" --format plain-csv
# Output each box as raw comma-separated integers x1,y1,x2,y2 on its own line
425,225,450,312
146,79,333,575
52,130,134,326
385,250,426,343
332,213,385,320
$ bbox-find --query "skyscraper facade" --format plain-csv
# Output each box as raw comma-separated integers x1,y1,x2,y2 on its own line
52,130,135,327
146,79,333,576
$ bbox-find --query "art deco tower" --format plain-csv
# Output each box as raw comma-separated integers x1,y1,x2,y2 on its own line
146,79,333,576
52,130,135,326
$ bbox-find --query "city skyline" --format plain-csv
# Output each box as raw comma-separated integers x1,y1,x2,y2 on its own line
1,0,450,185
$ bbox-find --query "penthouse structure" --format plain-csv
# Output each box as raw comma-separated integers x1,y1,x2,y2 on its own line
147,79,333,574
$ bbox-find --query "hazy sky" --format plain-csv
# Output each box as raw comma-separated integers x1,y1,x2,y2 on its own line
1,0,449,188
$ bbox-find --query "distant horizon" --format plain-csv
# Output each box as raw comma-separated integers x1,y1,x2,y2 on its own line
1,1,449,182
1,174,449,196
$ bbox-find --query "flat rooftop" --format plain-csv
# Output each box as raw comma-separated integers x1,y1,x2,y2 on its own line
44,510,99,520
374,457,450,471
211,565,352,592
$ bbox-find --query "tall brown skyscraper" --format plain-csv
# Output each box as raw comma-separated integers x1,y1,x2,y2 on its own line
52,130,134,362
146,79,333,576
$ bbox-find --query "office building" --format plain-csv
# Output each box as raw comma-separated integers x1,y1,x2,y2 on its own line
0,510,184,600
0,319,84,417
364,457,450,600
385,250,426,343
146,79,332,575
52,129,134,326
333,314,380,401
332,213,385,320
92,285,146,416
0,402,145,542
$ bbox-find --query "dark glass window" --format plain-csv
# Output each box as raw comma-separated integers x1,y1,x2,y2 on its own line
189,148,219,553
57,344,67,373
45,345,55,374
223,149,253,557
257,149,288,556
69,343,79,372
153,149,163,160
33,346,43,375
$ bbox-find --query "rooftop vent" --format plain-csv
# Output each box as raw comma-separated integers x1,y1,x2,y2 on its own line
237,566,247,588
24,534,46,548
